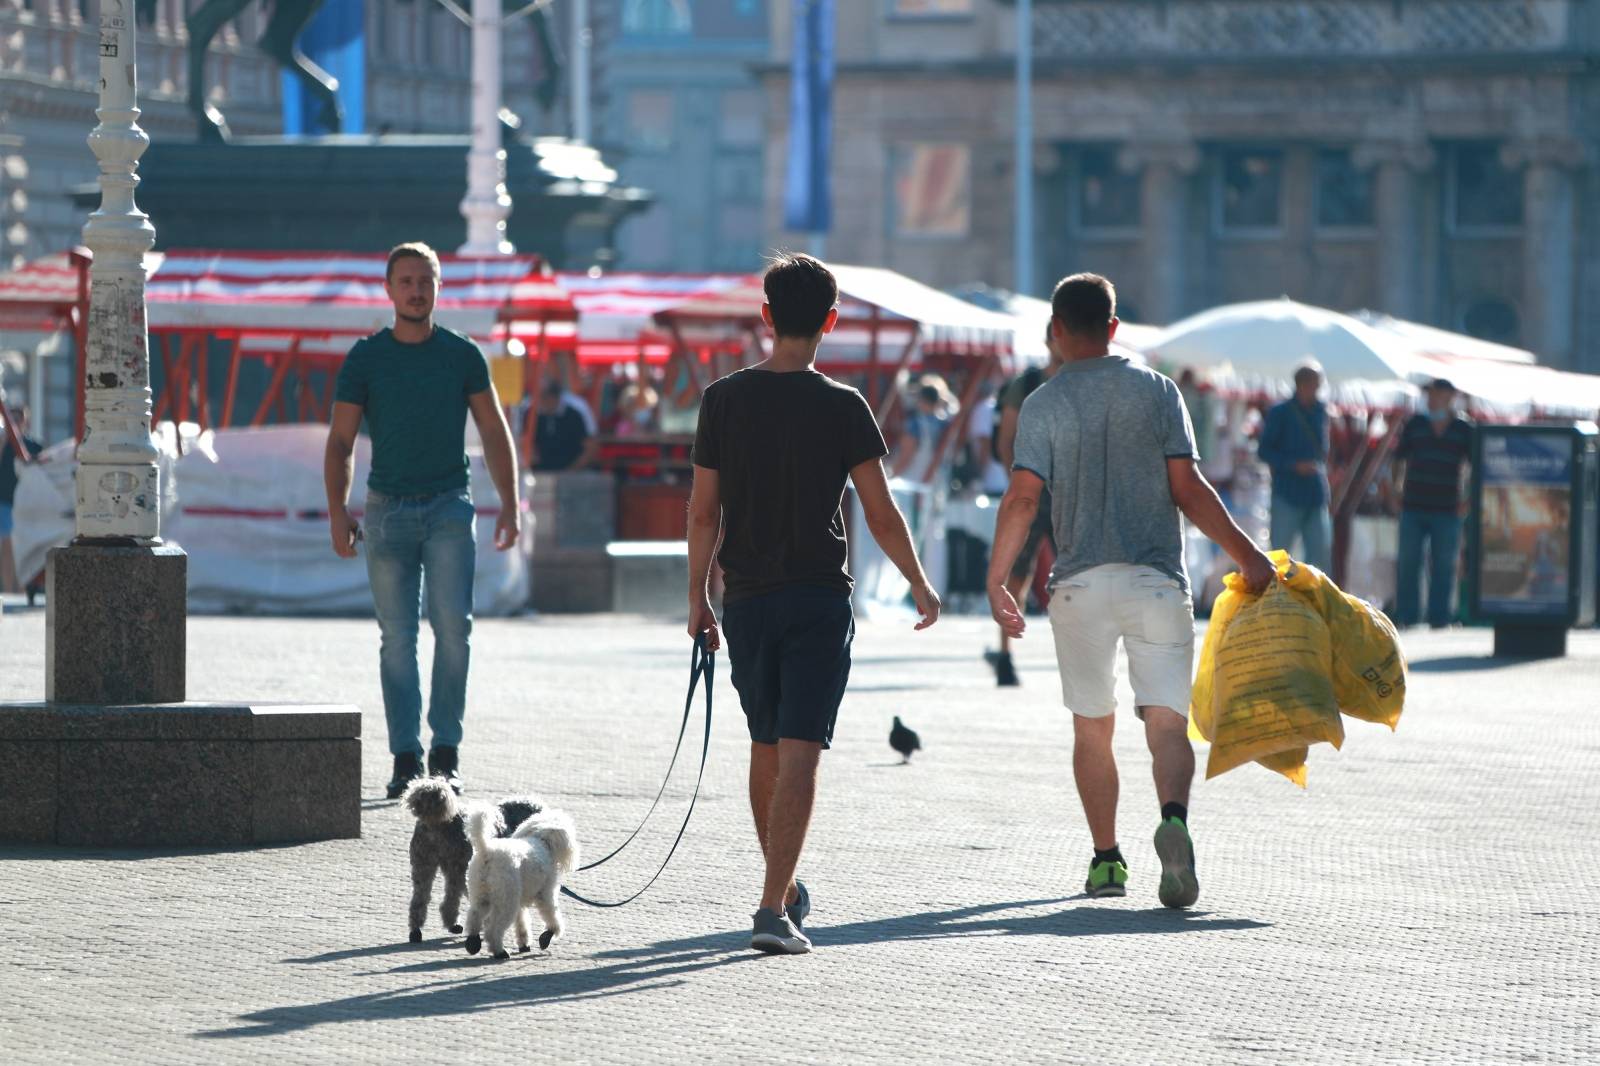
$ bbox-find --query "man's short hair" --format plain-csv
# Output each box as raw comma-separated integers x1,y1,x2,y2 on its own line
1293,362,1324,387
386,241,441,281
1050,273,1116,338
763,252,838,339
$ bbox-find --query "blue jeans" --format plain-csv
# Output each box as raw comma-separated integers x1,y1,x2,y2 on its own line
363,489,477,756
1270,498,1333,573
1396,509,1462,628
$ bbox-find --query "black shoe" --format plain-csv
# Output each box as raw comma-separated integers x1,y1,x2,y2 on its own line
995,652,1020,687
428,746,463,795
386,752,425,800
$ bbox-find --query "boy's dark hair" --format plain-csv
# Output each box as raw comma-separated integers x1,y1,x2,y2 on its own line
1051,273,1117,338
763,252,838,339
386,241,441,282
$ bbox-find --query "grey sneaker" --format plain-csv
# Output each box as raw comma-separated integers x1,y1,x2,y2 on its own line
785,881,811,930
751,907,812,955
1153,816,1200,909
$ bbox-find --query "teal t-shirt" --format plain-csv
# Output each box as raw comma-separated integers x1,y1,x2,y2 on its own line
333,326,492,497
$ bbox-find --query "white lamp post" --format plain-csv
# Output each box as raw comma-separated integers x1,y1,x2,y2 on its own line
77,0,160,541
459,0,514,255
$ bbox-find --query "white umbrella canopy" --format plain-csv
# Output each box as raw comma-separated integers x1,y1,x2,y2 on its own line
1148,298,1419,385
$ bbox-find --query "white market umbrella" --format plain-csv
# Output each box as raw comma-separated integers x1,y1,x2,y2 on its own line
1148,298,1418,385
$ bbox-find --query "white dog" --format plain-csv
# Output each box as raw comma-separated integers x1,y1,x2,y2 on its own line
463,805,579,959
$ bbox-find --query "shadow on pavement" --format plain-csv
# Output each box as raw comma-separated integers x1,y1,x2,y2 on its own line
202,898,1268,1039
1407,655,1527,673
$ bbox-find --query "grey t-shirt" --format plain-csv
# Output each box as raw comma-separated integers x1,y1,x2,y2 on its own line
1012,355,1199,592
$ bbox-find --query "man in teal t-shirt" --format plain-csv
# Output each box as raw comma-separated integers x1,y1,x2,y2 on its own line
325,242,522,798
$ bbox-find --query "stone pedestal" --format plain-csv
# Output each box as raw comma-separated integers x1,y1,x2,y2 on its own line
608,541,689,617
0,702,362,846
530,471,616,613
47,544,187,705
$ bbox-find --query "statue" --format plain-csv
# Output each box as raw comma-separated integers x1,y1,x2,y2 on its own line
133,0,565,143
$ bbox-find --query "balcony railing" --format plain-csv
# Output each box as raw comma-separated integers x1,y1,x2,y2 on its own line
1028,1,1587,58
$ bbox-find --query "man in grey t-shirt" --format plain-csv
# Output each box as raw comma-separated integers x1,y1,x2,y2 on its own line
987,273,1274,910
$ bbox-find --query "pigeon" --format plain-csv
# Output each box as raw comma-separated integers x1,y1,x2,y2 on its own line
889,716,922,763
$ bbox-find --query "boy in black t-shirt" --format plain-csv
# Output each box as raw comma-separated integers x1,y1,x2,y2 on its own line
688,253,941,955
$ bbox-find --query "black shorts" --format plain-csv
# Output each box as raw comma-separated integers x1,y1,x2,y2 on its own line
721,585,854,749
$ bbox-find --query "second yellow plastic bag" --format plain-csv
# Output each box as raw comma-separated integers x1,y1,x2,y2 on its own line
1205,579,1344,782
1277,555,1407,730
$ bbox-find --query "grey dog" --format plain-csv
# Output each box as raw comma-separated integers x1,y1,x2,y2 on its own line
402,777,544,943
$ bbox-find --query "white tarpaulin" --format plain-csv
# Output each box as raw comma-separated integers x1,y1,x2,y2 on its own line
11,425,529,616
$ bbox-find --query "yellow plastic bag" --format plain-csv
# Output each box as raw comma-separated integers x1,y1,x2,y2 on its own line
1205,580,1344,783
1276,553,1407,730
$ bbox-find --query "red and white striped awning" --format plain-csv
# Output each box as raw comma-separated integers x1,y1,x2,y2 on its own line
555,271,749,364
0,249,85,332
143,250,578,356
652,264,1016,367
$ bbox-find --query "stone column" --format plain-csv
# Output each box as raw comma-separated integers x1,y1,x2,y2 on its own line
1120,139,1199,327
459,0,513,255
1353,138,1434,322
47,0,186,705
1503,135,1587,369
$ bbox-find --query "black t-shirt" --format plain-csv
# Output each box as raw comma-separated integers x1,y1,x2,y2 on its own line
693,367,888,603
1,435,43,506
1396,413,1473,513
533,406,590,471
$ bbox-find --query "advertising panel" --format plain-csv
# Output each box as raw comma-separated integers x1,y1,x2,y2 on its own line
1477,431,1573,616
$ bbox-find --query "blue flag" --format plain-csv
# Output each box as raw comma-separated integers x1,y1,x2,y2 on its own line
282,0,366,136
784,0,834,234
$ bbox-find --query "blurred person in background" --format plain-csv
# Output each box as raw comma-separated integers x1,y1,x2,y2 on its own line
1391,378,1473,628
985,323,1064,687
531,378,598,471
895,375,959,483
1257,363,1332,572
1,404,43,594
613,381,661,438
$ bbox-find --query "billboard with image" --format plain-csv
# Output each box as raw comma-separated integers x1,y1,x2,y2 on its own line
1475,432,1573,616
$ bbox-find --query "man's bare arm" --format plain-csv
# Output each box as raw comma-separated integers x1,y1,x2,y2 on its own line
469,388,521,550
985,468,1044,637
686,464,724,648
324,401,364,558
1167,457,1275,591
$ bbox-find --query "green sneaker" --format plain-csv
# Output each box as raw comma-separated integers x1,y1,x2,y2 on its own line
1153,817,1200,909
1084,857,1129,898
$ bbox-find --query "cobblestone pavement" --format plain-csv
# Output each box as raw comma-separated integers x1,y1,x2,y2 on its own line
2,604,1598,1065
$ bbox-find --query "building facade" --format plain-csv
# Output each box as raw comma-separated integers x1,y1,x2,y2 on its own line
0,0,555,267
763,0,1600,371
595,0,768,271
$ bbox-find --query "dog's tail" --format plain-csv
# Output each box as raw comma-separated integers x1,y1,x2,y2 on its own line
512,809,579,875
403,777,459,826
467,807,500,854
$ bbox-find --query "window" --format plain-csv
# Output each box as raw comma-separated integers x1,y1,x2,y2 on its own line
1450,143,1523,230
1216,148,1283,232
718,92,763,147
623,0,693,36
893,143,971,237
891,0,976,16
1315,149,1375,229
1461,298,1520,344
625,91,675,151
1075,145,1141,230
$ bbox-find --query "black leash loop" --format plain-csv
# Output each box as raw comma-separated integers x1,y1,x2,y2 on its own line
561,635,713,908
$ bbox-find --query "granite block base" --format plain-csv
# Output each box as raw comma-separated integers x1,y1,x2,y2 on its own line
0,702,361,846
531,550,613,613
47,544,187,704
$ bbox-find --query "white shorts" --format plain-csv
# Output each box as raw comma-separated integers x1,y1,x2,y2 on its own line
1047,564,1196,719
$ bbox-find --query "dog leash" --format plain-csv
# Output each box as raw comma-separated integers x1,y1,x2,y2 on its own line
560,634,714,908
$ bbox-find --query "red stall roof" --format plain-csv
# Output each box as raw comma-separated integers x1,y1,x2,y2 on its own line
0,249,85,332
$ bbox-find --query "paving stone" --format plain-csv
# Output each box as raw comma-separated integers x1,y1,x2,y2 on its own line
1,608,1597,1064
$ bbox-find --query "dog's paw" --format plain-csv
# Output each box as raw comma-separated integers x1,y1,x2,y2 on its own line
538,930,555,950
449,924,464,935
492,950,510,960
464,934,482,955
408,928,422,944
517,944,531,954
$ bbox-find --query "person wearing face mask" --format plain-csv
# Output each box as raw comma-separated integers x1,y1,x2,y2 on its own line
1391,378,1474,629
